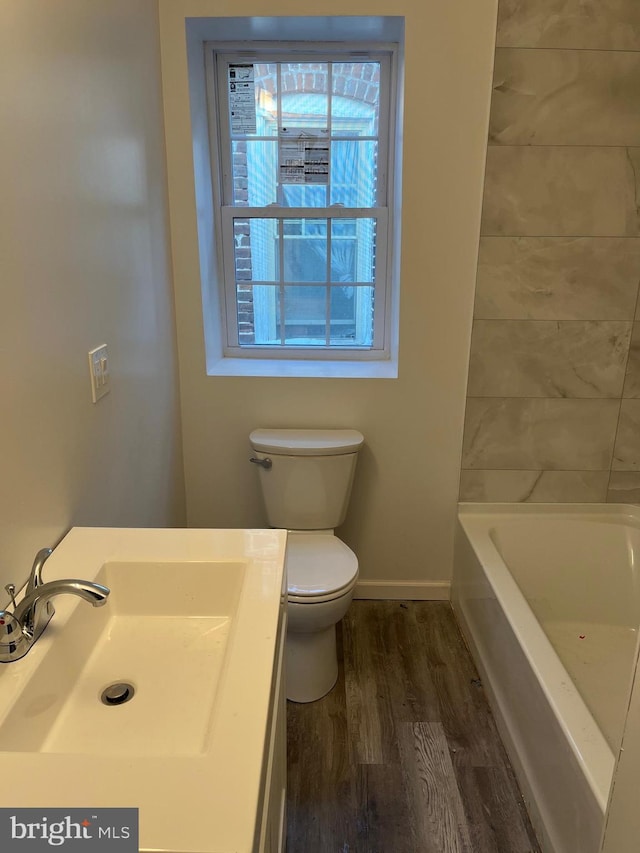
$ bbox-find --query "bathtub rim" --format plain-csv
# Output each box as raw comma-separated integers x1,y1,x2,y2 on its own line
459,500,640,526
455,501,640,814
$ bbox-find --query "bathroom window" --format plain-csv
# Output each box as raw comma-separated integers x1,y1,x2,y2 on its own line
206,45,399,360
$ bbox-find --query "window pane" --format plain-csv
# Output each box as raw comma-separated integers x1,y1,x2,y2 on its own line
233,141,277,206
254,64,278,136
280,64,328,132
330,224,356,283
330,286,374,346
331,218,376,283
238,284,281,345
229,63,278,139
234,218,279,282
331,63,380,136
283,285,327,345
281,183,327,208
283,219,327,282
330,141,378,207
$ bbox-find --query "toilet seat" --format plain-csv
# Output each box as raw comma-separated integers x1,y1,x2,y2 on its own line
286,533,358,602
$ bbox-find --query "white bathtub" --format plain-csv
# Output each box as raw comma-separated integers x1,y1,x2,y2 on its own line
452,503,640,853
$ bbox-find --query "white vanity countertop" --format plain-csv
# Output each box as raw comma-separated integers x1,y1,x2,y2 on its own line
0,527,288,853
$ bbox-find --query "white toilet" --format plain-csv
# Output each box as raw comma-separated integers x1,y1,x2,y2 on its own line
249,428,364,703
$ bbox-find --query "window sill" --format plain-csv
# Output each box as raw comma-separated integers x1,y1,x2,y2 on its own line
206,356,398,379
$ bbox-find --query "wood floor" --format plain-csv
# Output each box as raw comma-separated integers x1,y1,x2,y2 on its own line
286,601,541,853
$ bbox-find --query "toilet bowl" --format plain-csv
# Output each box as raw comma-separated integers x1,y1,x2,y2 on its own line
285,531,358,703
249,428,364,703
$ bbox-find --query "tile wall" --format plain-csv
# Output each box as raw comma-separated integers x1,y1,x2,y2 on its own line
460,0,640,503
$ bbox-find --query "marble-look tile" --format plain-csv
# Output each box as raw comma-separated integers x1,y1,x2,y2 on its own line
497,0,640,50
607,472,640,504
467,320,631,398
612,400,640,470
622,324,640,398
490,50,640,146
475,237,640,320
482,147,640,237
459,469,608,502
462,398,619,470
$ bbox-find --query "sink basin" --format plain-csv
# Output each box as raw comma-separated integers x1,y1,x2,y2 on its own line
0,560,245,756
0,527,287,852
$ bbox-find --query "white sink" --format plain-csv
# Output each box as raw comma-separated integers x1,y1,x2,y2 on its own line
0,560,245,756
0,527,287,852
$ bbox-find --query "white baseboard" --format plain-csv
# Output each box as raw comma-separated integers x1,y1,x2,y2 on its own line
353,580,451,601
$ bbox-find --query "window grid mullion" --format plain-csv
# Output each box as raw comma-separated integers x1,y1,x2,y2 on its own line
327,63,333,207
277,218,285,346
276,63,283,206
325,217,332,345
223,206,385,217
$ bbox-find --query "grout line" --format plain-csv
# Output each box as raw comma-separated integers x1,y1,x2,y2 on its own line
471,319,635,323
494,45,640,55
486,144,640,149
480,234,640,239
460,468,610,472
466,395,624,401
606,287,640,496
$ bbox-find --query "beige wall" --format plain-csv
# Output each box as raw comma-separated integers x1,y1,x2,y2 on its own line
159,0,498,588
1,0,185,595
461,0,640,504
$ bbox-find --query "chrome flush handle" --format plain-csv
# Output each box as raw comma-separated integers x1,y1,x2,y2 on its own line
249,457,272,470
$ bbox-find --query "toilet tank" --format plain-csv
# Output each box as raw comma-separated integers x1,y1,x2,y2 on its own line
249,429,364,530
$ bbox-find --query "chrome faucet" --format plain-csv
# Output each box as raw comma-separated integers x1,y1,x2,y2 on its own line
0,548,110,663
26,547,53,594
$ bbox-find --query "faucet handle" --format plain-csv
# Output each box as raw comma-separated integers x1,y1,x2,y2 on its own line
4,584,17,610
0,610,30,661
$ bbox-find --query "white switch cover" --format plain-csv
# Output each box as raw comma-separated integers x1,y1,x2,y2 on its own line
88,344,111,403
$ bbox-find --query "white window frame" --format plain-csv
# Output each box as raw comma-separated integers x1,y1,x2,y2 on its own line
205,42,398,362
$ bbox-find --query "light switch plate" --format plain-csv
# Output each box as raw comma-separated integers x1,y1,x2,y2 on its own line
88,344,110,403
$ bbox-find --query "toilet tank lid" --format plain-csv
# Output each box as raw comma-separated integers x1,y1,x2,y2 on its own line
249,428,364,456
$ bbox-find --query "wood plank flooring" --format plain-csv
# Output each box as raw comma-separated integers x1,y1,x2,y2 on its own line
286,601,541,853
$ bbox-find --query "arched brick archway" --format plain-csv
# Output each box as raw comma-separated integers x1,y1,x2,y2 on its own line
253,62,380,105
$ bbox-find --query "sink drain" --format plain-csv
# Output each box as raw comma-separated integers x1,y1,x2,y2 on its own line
100,682,135,706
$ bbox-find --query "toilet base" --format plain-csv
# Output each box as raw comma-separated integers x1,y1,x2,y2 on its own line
286,625,338,703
